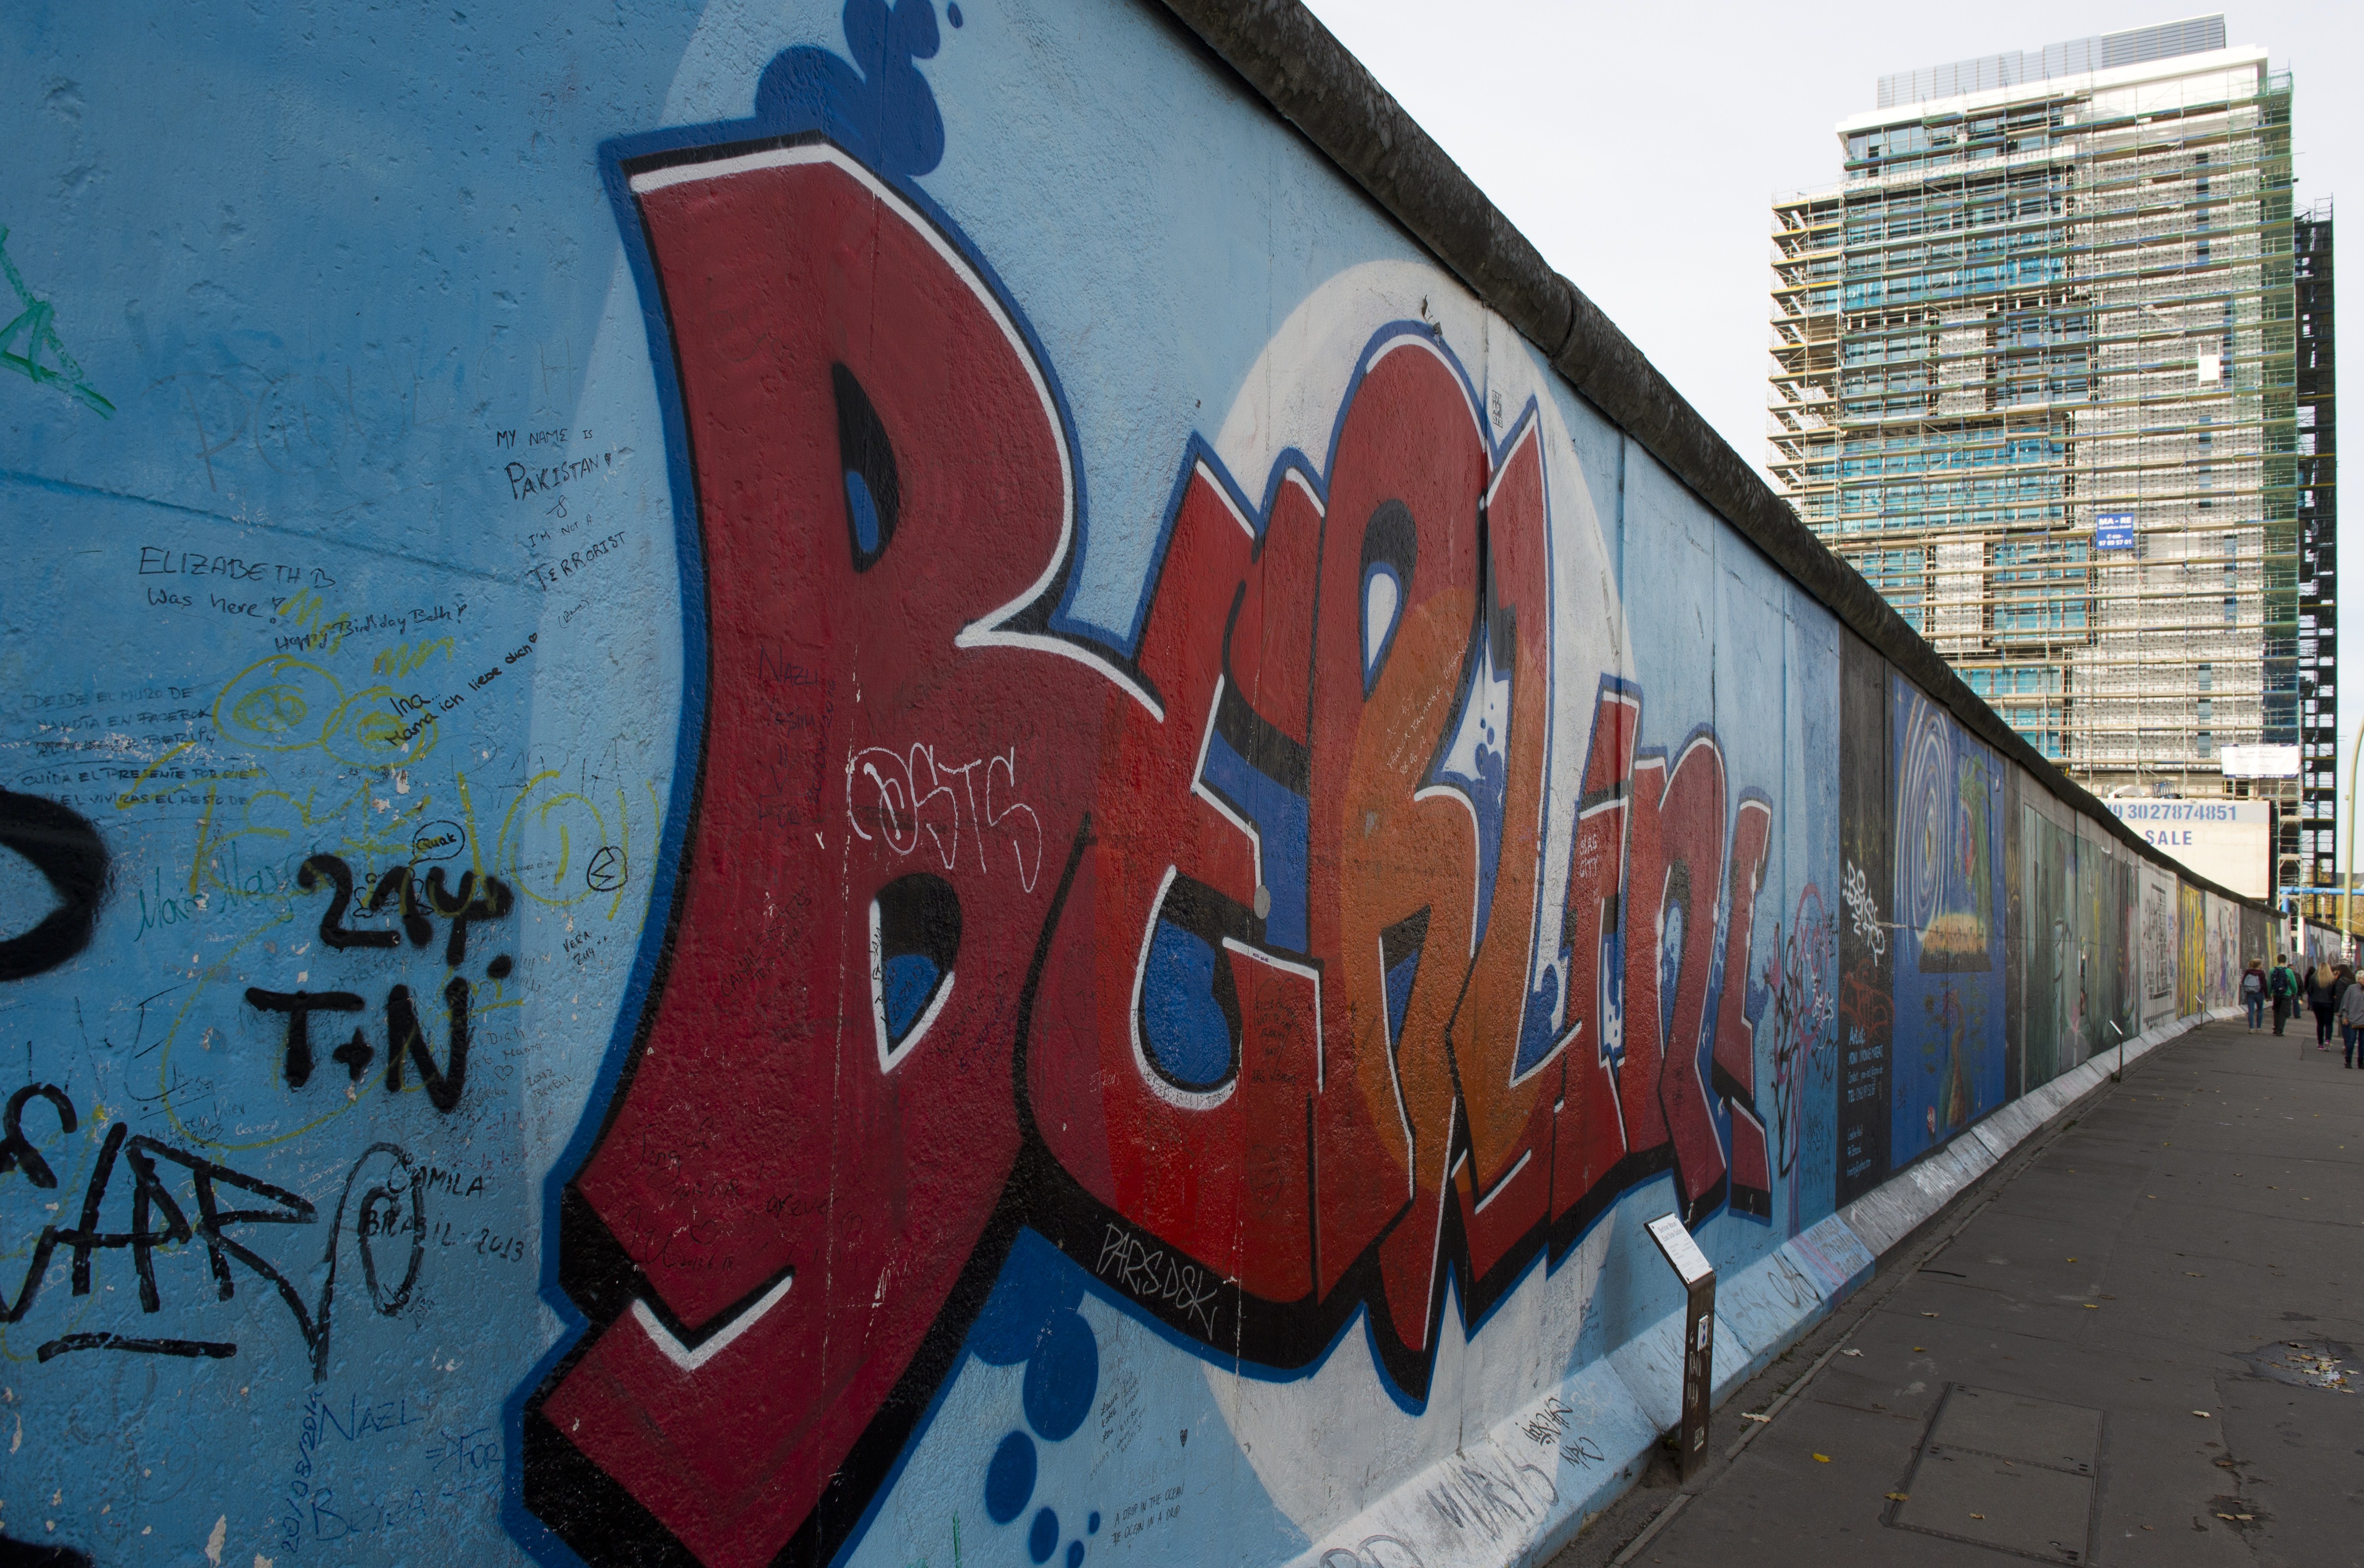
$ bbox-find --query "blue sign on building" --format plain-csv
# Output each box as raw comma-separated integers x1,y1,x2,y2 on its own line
2095,512,2137,550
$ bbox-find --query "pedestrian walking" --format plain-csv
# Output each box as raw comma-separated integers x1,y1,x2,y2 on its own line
2270,955,2299,1036
2338,966,2364,1068
2241,959,2267,1031
2310,963,2340,1048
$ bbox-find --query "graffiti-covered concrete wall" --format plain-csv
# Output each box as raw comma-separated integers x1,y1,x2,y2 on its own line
0,4,2276,1566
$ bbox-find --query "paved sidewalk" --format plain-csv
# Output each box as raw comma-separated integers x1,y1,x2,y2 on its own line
1555,1018,2364,1568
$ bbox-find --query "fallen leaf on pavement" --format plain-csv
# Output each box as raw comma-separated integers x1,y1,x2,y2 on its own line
1885,1493,1908,1502
2193,1411,2212,1417
1742,1413,1770,1423
1841,1349,1863,1358
1813,1453,1830,1463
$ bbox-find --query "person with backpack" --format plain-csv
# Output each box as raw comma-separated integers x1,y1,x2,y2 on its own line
2270,956,2300,1036
2338,966,2364,1067
2241,959,2267,1031
2309,963,2341,1049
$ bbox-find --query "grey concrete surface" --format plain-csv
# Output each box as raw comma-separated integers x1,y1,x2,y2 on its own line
1551,1019,2364,1568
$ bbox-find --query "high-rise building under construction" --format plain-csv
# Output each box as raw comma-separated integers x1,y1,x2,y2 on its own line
1769,16,2337,907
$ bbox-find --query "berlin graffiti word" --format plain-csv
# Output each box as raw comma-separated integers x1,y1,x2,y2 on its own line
526,100,1782,1568
3,1094,423,1378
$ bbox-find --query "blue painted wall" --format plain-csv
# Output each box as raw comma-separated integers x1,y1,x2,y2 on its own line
0,4,2229,1566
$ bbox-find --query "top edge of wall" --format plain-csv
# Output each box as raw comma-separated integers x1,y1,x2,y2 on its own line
1150,0,2281,920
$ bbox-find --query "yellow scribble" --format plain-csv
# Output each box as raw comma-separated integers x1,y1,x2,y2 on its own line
372,636,456,677
273,588,348,655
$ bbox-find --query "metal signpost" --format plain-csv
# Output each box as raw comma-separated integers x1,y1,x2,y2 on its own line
1645,1213,1717,1478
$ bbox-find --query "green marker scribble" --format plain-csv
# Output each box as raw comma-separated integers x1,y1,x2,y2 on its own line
0,226,113,417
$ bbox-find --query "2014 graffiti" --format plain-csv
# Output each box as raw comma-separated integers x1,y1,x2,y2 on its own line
519,31,1789,1568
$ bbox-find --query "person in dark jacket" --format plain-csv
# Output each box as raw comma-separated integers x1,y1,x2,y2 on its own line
2270,956,2300,1036
2339,967,2364,1067
2308,963,2340,1048
2242,959,2267,1031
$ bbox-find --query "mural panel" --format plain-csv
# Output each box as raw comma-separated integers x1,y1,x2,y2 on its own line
2140,865,2180,1027
2020,803,2083,1089
1834,634,1892,1204
2082,827,2137,1063
2204,895,2240,1011
2177,882,2206,1018
1887,680,2005,1167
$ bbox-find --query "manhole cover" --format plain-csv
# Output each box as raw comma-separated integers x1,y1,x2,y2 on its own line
2241,1336,2355,1392
1886,1385,2101,1564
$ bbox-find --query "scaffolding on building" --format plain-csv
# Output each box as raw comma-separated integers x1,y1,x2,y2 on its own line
1768,42,2325,902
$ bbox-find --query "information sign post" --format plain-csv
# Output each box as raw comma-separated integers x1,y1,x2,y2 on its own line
1645,1213,1716,1479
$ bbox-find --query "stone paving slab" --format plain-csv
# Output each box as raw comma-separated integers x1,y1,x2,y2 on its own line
1554,1019,2364,1568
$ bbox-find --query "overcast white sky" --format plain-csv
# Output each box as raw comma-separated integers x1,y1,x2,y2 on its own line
1302,0,2360,876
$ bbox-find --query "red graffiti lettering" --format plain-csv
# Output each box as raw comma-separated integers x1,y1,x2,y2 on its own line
527,137,1787,1568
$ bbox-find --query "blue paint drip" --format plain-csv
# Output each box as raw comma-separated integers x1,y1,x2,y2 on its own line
946,0,963,23
968,1237,1084,1366
881,952,937,1042
845,469,882,556
1066,1542,1086,1568
1197,729,1310,951
1030,1508,1060,1564
1658,902,1686,1050
984,1431,1036,1524
1510,960,1560,1076
1022,1309,1097,1441
1384,944,1421,1048
1088,1512,1101,1535
1601,930,1627,1070
1427,634,1513,949
1141,920,1234,1089
755,0,946,179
